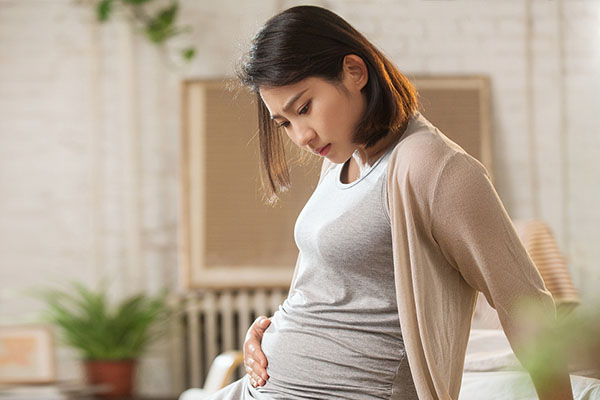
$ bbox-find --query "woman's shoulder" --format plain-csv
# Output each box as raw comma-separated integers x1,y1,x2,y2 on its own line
386,112,488,191
390,112,463,163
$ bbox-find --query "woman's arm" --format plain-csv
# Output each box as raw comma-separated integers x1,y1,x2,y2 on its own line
429,152,573,399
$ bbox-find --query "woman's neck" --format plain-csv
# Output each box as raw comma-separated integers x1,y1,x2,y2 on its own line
354,119,409,168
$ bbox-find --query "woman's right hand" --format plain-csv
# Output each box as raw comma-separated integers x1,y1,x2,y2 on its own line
244,316,271,388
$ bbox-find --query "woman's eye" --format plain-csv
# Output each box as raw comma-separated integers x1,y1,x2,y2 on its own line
277,102,309,129
299,102,310,115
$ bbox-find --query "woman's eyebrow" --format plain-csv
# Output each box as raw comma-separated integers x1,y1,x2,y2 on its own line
270,89,308,120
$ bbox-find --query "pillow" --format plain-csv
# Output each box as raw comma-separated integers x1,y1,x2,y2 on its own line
512,219,580,309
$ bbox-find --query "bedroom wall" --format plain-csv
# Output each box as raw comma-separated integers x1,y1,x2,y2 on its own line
0,0,598,396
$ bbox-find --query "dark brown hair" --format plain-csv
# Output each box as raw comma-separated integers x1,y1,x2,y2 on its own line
236,5,418,204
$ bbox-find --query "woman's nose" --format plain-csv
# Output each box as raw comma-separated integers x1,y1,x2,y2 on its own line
291,126,316,148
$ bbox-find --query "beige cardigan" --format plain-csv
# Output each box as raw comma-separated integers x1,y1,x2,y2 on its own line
298,112,556,399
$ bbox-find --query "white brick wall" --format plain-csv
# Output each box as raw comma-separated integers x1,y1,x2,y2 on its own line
1,0,599,395
559,1,600,298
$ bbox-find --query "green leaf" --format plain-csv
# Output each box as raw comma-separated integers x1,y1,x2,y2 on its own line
182,47,195,61
144,2,179,43
155,2,178,27
97,0,113,22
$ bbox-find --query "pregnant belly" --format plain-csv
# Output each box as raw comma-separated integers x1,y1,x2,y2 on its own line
258,313,404,399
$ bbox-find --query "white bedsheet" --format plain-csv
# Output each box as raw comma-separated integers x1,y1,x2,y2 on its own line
464,328,521,372
460,329,600,399
461,371,600,400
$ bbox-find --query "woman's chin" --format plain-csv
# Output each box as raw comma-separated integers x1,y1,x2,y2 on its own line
325,150,352,164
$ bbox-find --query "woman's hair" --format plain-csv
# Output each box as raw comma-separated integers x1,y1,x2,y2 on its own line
236,5,419,204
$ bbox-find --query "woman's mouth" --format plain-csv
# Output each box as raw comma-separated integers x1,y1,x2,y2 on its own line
317,144,331,156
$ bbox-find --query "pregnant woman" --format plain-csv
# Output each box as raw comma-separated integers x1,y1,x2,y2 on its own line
210,5,573,400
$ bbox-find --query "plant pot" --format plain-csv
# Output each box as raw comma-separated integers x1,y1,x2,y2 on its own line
84,359,136,397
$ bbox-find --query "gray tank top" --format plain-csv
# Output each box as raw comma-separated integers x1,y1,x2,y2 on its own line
254,143,418,400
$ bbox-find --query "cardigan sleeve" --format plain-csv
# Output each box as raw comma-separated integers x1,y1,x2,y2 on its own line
429,152,556,364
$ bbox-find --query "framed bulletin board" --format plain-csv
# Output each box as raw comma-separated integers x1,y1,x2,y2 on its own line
179,76,491,289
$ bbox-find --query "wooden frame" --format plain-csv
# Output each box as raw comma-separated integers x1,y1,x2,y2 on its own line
179,79,321,289
0,325,56,384
179,76,492,289
411,75,493,182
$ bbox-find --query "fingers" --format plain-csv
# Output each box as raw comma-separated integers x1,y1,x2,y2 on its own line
247,342,268,369
246,363,267,388
247,353,269,378
245,351,269,387
244,316,271,387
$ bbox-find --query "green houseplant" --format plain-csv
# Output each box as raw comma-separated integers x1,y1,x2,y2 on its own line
37,282,171,397
89,0,196,62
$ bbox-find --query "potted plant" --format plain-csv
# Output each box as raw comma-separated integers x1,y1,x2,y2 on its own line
37,282,171,397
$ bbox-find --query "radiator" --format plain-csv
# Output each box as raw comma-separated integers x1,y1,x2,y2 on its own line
180,288,289,388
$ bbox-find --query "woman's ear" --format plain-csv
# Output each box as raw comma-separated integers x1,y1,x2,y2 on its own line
342,54,368,91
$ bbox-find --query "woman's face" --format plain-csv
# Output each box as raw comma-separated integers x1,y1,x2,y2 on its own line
259,59,367,164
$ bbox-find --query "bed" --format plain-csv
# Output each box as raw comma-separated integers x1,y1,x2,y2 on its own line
461,327,600,400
